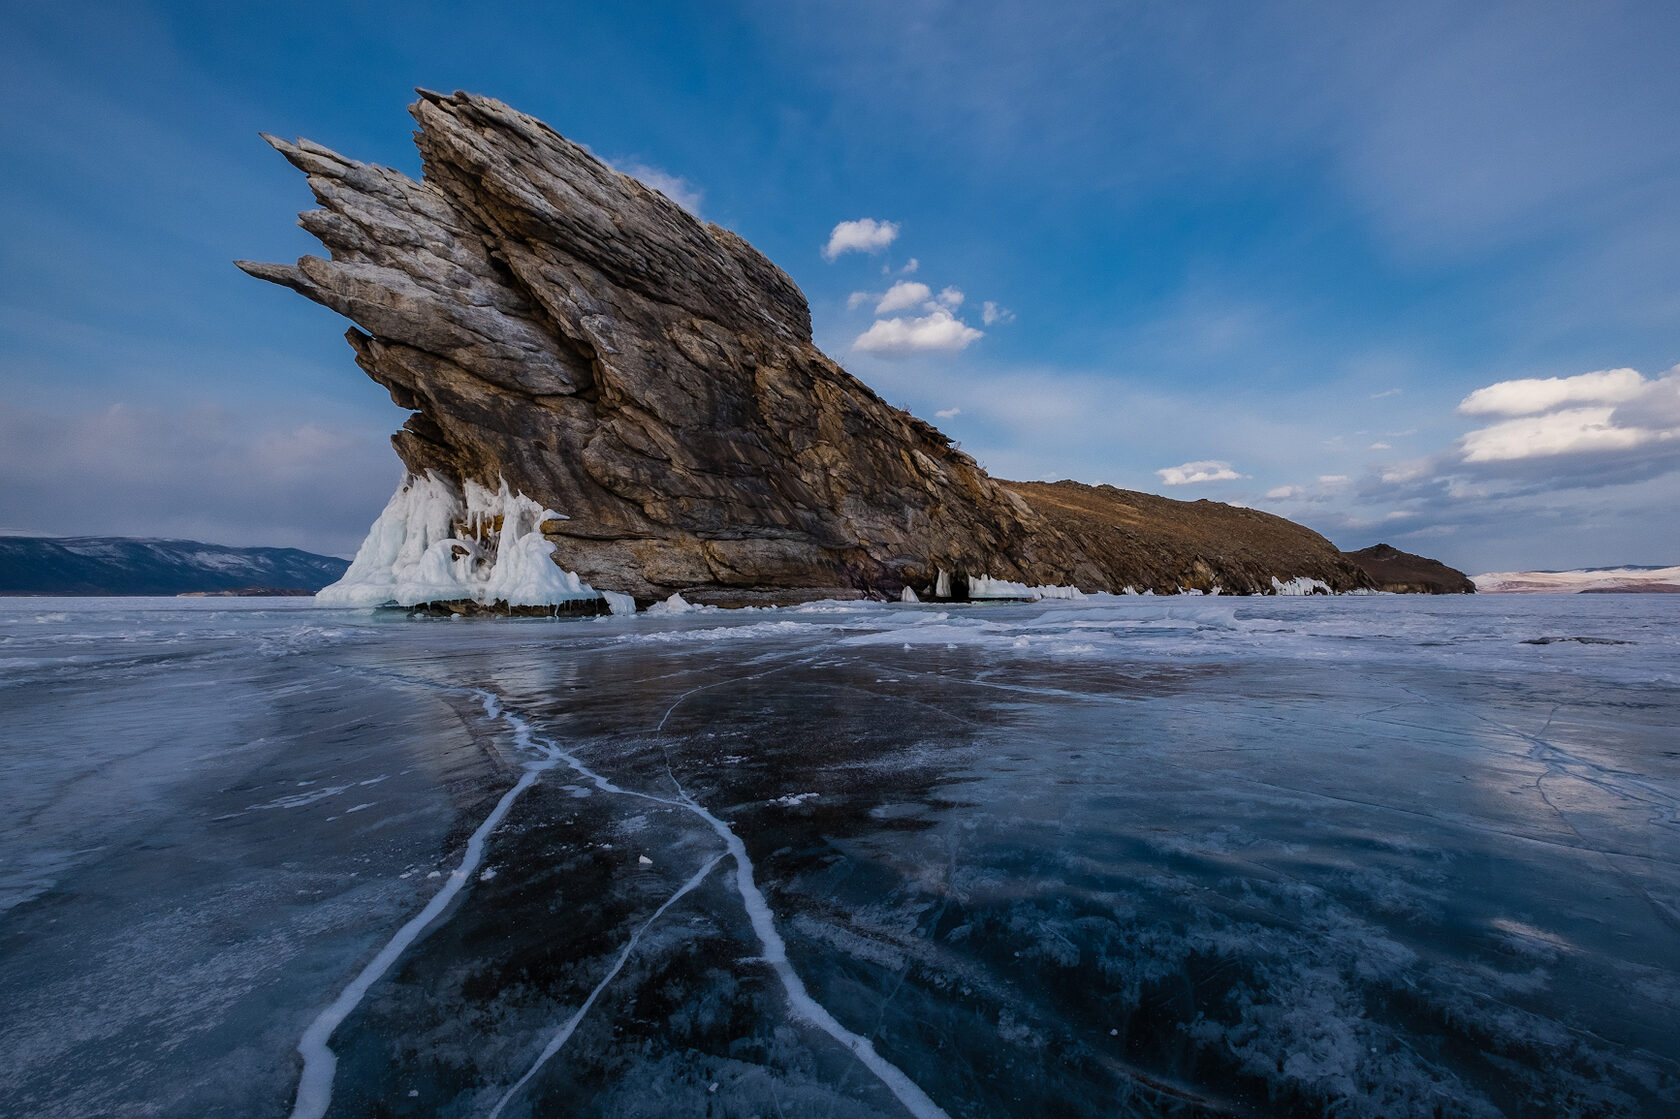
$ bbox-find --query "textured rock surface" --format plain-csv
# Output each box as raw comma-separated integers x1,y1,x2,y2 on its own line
1342,543,1475,594
241,90,1375,603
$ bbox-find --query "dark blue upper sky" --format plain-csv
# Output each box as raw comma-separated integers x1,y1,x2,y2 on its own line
3,0,1677,570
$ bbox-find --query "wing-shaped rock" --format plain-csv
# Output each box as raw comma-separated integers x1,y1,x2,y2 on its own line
241,90,1375,603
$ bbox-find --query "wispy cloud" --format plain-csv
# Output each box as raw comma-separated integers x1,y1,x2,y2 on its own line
620,163,703,216
0,400,396,556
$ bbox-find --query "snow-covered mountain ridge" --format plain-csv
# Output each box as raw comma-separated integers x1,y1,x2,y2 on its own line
1471,566,1680,593
0,536,349,596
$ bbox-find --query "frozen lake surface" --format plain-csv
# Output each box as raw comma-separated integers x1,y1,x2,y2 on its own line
1,593,1676,1117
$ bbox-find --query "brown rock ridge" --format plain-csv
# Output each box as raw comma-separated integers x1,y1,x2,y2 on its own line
1341,543,1475,594
239,89,1375,605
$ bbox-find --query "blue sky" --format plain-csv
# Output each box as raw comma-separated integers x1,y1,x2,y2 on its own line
3,0,1678,571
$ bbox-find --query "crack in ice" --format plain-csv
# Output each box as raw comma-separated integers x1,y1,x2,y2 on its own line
289,702,558,1119
654,764,951,1119
488,852,726,1118
289,675,946,1119
508,680,950,1119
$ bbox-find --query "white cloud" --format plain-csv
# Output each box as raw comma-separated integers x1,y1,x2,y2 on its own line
852,309,984,354
1266,485,1303,499
1380,459,1434,484
1456,367,1680,463
981,301,1016,326
1459,407,1656,462
1457,368,1645,416
901,258,919,274
1156,460,1244,485
1369,441,1391,450
935,407,962,419
934,286,965,310
621,164,703,216
876,280,932,314
1318,474,1351,485
1371,388,1402,399
846,291,871,311
823,218,900,261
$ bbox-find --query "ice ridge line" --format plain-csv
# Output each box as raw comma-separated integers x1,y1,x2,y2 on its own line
289,697,559,1119
660,768,952,1119
502,687,950,1118
487,852,727,1118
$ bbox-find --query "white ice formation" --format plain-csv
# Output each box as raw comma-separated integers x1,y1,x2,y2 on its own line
967,574,1087,601
1269,576,1332,596
315,474,633,612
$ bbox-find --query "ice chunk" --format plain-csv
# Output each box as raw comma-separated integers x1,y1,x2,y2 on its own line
900,586,920,603
646,593,706,615
599,590,638,616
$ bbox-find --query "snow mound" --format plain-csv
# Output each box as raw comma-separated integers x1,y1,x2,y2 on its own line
646,593,710,616
316,474,619,609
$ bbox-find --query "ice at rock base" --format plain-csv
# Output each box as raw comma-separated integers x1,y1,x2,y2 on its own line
967,574,1087,601
315,474,632,612
1271,576,1332,596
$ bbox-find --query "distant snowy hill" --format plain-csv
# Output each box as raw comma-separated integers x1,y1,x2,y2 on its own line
0,536,349,596
1471,566,1680,593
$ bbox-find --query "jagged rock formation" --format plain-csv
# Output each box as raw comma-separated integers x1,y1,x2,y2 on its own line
240,90,1375,604
1342,543,1475,594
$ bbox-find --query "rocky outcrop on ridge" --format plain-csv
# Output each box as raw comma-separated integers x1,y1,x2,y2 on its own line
240,90,1375,605
1341,543,1475,594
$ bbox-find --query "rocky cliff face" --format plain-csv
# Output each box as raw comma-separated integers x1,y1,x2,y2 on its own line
241,90,1373,604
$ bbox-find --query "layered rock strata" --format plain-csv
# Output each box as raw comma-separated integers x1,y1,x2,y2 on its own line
241,90,1374,605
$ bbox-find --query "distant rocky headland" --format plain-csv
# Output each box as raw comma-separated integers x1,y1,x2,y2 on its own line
241,90,1470,610
0,536,348,597
1340,543,1475,595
